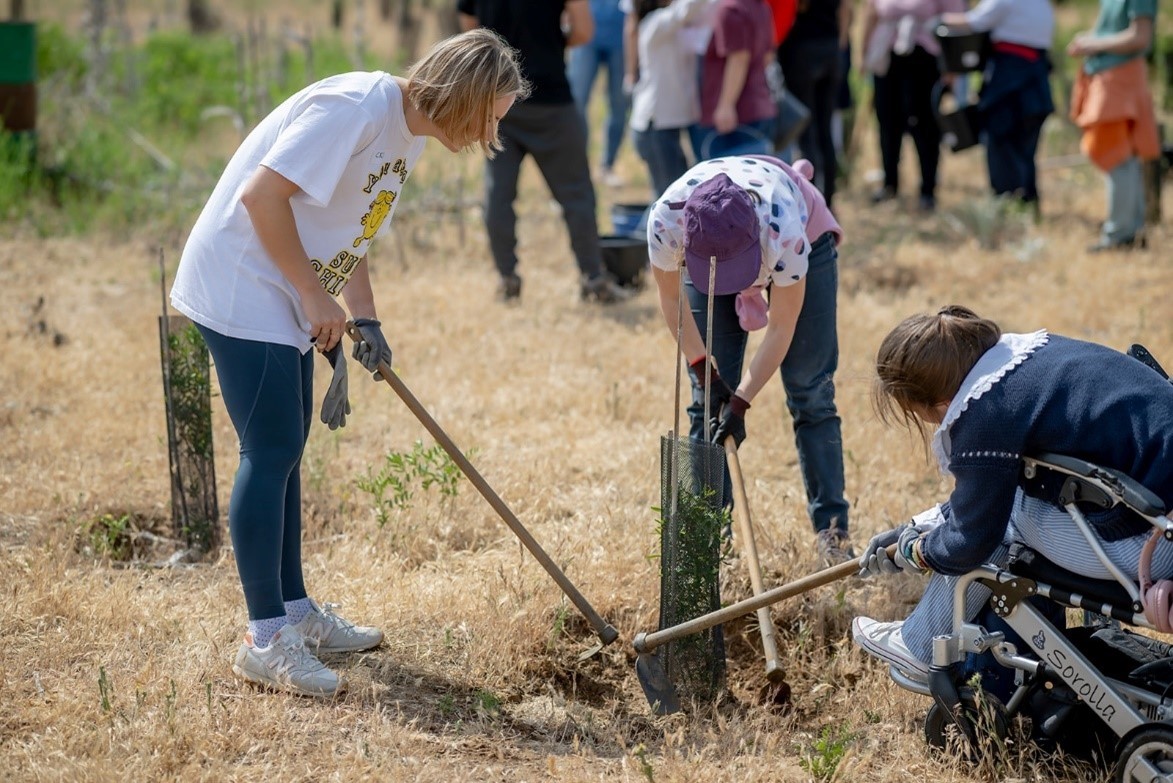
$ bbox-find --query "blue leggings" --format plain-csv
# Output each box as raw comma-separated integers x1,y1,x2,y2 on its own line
196,325,313,621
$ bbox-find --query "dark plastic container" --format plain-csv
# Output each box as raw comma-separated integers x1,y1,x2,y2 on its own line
600,235,648,289
933,82,981,153
935,24,991,73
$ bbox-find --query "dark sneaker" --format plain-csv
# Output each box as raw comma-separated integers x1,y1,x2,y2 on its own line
869,186,897,204
497,274,522,302
917,194,937,213
580,273,633,304
816,526,856,566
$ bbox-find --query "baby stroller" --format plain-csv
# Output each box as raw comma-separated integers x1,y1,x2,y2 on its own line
885,451,1173,782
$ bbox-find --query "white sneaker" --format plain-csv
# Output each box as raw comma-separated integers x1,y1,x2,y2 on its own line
852,616,929,680
293,599,384,654
232,625,346,698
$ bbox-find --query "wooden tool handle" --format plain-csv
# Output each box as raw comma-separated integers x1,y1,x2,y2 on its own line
725,437,784,680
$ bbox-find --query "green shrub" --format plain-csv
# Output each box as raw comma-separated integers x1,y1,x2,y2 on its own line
133,32,240,135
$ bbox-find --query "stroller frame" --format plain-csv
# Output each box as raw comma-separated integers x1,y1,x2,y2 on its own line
888,452,1173,782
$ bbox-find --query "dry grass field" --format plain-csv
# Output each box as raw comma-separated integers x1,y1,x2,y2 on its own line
3,3,1173,782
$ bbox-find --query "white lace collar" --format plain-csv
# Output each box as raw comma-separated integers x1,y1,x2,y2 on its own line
931,330,1050,472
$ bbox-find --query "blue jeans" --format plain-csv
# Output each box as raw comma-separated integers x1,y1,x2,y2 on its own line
632,125,695,198
567,39,629,170
1103,156,1145,244
195,324,313,621
685,232,848,533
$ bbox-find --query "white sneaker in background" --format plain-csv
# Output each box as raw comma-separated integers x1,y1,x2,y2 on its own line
232,625,346,697
293,599,384,654
852,616,929,680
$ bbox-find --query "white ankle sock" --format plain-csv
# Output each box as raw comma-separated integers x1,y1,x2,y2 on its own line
249,616,287,648
284,597,314,625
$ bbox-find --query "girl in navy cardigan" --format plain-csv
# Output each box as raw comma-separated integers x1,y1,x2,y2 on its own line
852,305,1173,680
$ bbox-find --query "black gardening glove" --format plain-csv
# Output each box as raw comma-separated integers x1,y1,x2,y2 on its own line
689,357,734,416
351,318,393,379
712,394,750,447
320,342,351,430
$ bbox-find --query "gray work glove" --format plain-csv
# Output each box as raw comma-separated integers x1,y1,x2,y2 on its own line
351,317,393,378
859,524,927,577
320,342,351,430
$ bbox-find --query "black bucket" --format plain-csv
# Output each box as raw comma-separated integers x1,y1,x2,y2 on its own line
600,235,648,288
933,82,981,153
935,24,991,73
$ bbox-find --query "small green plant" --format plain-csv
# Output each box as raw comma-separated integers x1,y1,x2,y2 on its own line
474,690,501,715
83,513,133,560
800,724,855,782
548,603,570,650
355,440,462,527
437,693,456,717
947,193,1033,250
164,321,219,554
98,666,114,714
632,744,655,783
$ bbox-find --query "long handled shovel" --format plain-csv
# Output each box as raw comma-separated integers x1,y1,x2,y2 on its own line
345,322,619,653
633,550,890,714
724,437,784,683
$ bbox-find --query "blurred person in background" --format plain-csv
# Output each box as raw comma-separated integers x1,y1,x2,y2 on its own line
628,0,715,197
940,0,1055,214
861,0,964,212
692,0,778,159
459,0,632,303
170,30,527,697
1067,0,1158,252
569,0,631,187
647,155,854,563
777,0,852,207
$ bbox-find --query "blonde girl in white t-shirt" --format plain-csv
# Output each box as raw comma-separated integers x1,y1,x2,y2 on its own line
171,29,528,698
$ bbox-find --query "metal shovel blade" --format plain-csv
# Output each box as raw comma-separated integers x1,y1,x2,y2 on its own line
635,653,681,715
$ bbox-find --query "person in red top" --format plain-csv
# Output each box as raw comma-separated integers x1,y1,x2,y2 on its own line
766,0,797,44
691,0,778,160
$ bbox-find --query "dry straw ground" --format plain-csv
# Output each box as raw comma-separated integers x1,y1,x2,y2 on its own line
3,4,1173,782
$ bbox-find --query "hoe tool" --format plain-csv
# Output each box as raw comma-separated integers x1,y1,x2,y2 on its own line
345,322,619,654
634,548,893,714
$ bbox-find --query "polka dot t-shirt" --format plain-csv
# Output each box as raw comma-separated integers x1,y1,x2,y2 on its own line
646,156,810,289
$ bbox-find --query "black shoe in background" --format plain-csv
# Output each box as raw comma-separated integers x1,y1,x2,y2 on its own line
580,273,633,304
497,273,522,302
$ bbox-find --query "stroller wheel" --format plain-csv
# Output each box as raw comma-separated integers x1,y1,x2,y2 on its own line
1115,723,1173,783
924,687,1010,758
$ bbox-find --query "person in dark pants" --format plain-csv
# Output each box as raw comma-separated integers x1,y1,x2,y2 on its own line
777,0,851,208
458,0,631,303
862,0,964,212
942,0,1055,210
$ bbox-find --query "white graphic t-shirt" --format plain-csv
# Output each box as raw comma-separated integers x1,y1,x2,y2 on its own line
646,156,810,290
172,72,426,352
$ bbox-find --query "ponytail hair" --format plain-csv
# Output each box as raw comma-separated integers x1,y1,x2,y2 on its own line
873,305,1002,440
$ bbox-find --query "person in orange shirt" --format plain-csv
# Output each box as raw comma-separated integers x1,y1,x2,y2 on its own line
1067,0,1159,252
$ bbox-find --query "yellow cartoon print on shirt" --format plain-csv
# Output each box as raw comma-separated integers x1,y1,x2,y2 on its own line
354,190,396,248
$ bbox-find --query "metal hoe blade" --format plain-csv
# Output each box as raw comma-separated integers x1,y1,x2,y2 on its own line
635,651,681,715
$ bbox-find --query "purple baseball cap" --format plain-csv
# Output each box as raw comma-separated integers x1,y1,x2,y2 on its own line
682,173,762,296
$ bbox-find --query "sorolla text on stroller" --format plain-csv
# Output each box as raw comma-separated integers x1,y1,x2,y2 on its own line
1030,628,1120,724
